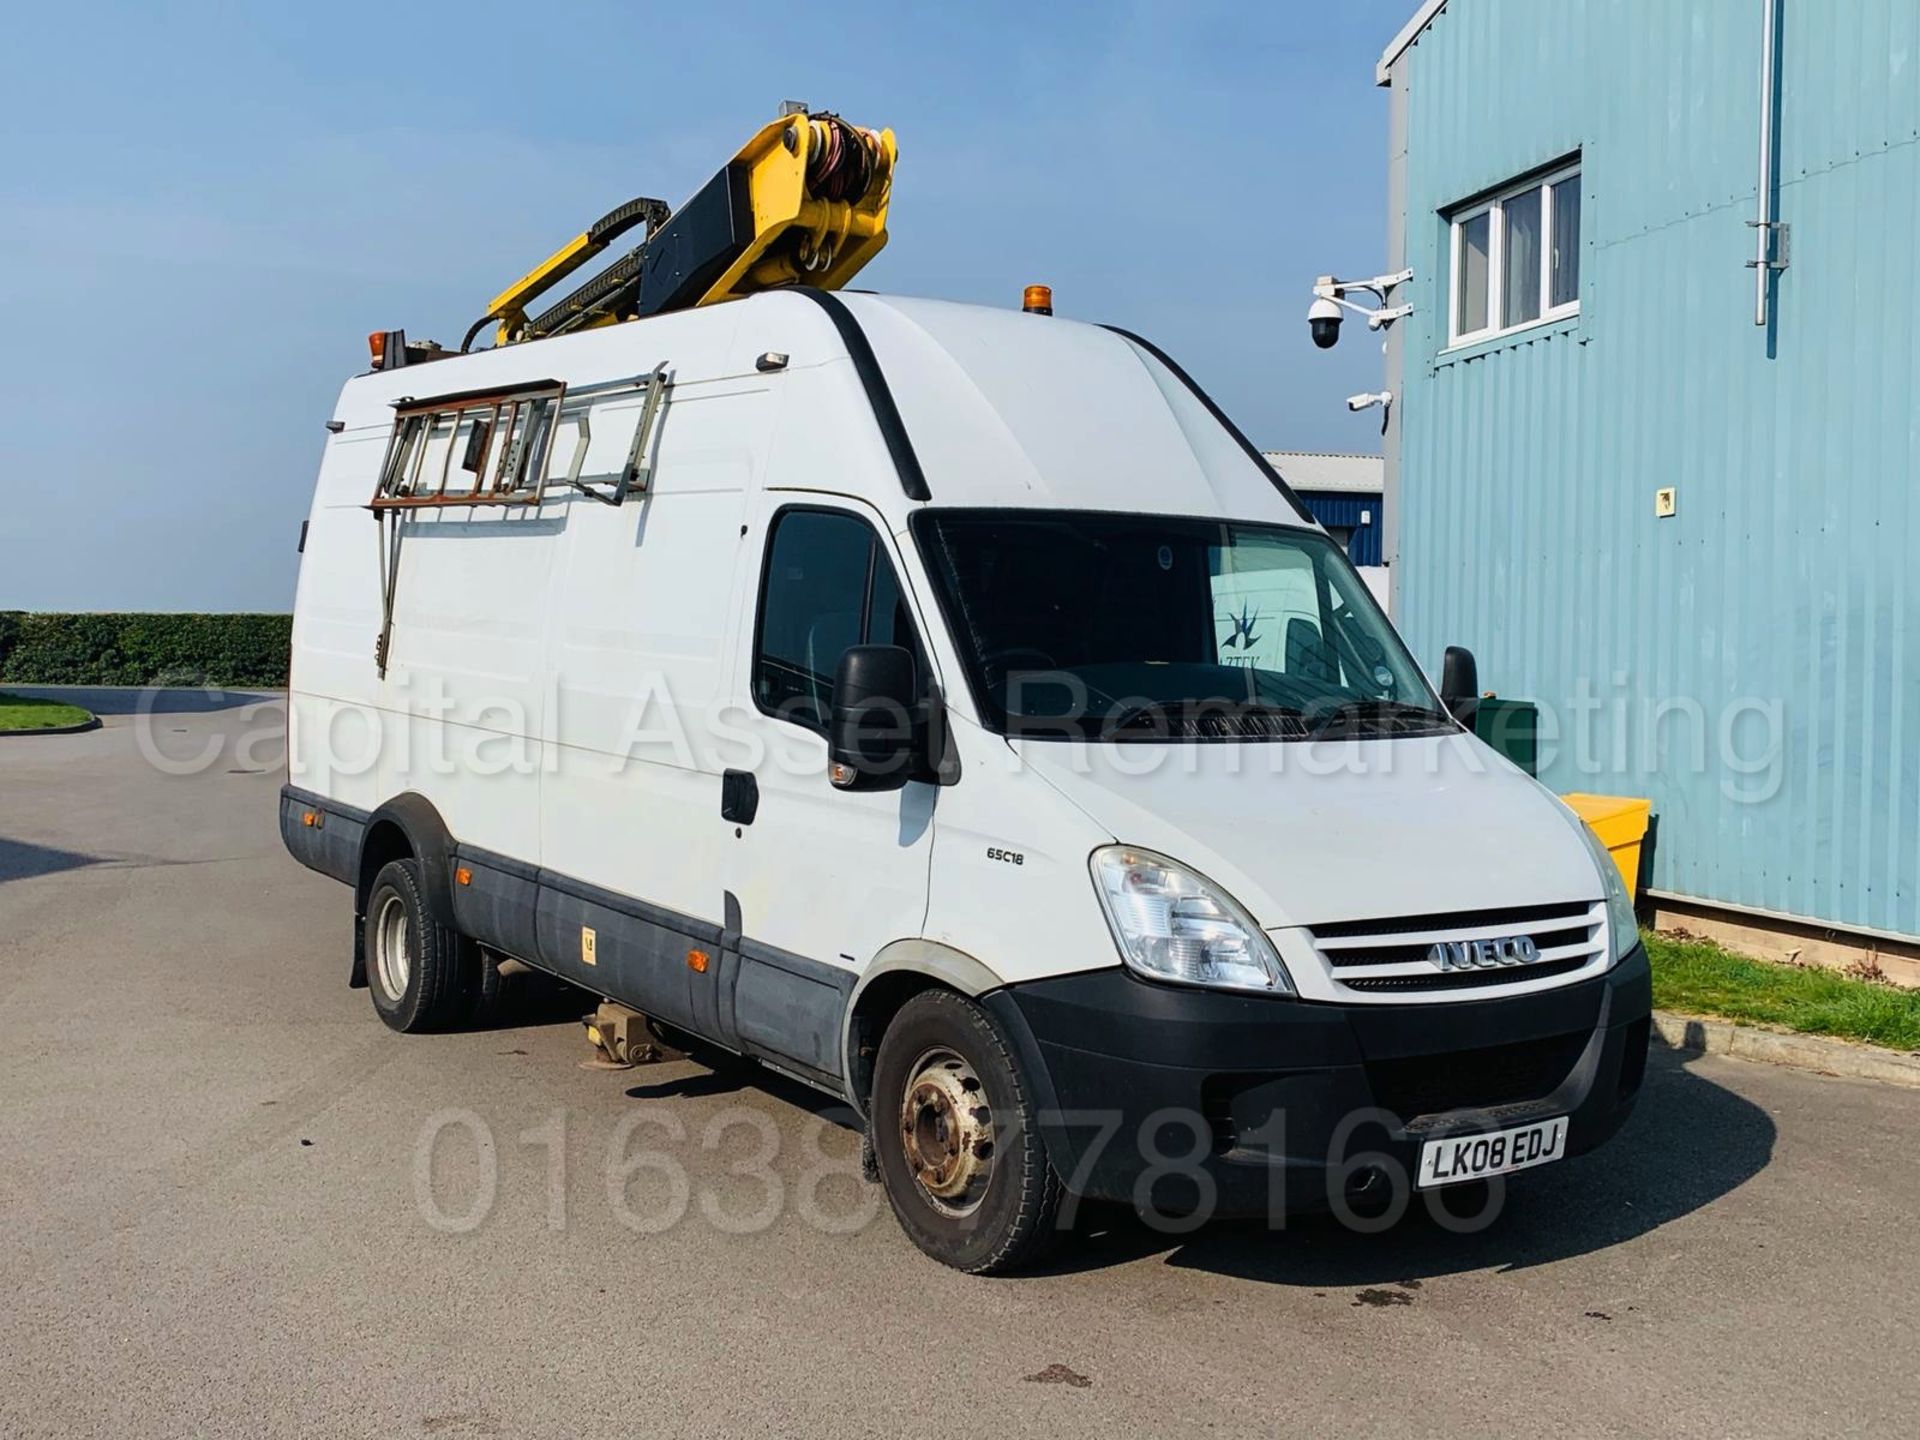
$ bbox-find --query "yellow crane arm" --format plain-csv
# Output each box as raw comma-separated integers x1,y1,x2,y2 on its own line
699,109,896,304
467,107,896,349
465,197,670,350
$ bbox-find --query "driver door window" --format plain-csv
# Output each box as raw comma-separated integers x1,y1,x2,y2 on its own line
752,508,925,732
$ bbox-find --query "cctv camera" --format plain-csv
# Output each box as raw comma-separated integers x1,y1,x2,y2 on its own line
1308,297,1343,349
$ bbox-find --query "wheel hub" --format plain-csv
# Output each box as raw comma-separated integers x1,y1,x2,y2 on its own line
374,893,411,999
899,1048,994,1215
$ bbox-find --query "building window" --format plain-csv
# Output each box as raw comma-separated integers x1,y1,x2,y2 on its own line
1448,162,1580,346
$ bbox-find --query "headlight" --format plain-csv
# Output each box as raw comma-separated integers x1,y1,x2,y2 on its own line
1567,811,1640,962
1090,845,1293,993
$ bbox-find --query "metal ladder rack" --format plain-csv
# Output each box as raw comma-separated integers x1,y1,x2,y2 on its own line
367,368,672,675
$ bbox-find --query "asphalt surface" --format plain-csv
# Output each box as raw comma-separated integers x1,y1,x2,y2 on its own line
2,686,1918,1438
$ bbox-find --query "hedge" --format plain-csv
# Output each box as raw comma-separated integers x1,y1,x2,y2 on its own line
0,613,292,687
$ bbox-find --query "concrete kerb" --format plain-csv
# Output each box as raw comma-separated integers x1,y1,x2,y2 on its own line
1654,1009,1920,1089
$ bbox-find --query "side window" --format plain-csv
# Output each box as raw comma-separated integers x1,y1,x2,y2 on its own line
754,509,926,732
1447,160,1580,346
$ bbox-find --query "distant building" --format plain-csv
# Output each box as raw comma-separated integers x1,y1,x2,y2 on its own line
1372,0,1920,967
1263,451,1383,566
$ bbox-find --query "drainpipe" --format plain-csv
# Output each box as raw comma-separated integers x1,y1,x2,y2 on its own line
1382,56,1409,616
1749,0,1785,326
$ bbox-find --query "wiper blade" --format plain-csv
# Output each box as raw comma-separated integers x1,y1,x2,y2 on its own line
1108,699,1310,739
1111,697,1287,724
1308,697,1450,736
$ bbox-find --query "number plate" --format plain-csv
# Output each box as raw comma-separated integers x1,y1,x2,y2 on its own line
1416,1116,1568,1189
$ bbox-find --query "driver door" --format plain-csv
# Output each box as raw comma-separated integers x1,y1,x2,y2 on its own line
716,497,938,1083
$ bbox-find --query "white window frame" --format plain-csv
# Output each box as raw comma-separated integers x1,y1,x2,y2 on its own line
1446,161,1581,348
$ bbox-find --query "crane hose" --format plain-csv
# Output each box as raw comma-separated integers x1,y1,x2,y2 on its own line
804,114,883,204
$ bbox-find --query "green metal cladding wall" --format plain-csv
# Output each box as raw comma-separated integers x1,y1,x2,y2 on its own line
1390,0,1920,937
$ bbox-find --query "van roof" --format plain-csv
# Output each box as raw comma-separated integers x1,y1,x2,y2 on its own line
333,291,1310,531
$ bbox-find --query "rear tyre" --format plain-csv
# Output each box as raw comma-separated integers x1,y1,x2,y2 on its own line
871,989,1064,1274
461,945,510,1027
364,858,471,1034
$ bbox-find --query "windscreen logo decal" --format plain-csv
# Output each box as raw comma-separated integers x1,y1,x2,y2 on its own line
1429,935,1542,971
1221,603,1262,652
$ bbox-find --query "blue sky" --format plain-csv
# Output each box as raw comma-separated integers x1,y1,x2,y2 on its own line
0,0,1407,611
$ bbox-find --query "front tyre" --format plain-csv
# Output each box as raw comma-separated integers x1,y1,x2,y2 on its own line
364,858,472,1033
871,990,1064,1274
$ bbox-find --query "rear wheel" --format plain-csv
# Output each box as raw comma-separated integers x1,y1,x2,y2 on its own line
870,989,1064,1273
461,945,509,1027
364,858,472,1033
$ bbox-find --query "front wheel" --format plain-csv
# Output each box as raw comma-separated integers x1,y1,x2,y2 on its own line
870,990,1064,1273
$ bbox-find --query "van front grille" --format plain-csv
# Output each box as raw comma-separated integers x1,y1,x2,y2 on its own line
1339,955,1591,993
1307,900,1607,996
1329,923,1594,968
1312,900,1593,941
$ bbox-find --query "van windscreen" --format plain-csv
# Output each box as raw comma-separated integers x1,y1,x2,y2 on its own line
911,510,1452,742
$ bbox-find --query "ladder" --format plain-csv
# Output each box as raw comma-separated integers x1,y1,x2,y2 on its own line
367,369,670,676
361,103,892,676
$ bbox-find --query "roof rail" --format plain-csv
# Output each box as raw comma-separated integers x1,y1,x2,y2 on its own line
789,291,931,503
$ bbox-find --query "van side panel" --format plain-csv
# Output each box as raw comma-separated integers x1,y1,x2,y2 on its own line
285,298,791,861
537,381,773,948
731,938,855,1080
287,424,556,860
280,786,367,886
916,723,1120,988
379,497,558,859
287,429,396,821
532,870,721,1031
448,844,541,965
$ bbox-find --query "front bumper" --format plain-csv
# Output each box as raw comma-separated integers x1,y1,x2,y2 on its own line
984,943,1652,1217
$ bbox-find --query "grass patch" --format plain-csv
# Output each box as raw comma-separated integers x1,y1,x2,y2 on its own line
0,691,96,731
1647,930,1920,1052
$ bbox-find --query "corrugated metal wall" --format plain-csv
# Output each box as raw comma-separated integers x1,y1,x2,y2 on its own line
1299,491,1385,565
1391,0,1920,938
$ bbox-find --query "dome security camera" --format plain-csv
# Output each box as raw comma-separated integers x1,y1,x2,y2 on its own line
1308,296,1343,350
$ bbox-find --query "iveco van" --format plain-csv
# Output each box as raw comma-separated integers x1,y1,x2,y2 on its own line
281,289,1650,1272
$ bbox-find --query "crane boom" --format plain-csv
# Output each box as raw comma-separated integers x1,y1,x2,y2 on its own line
468,107,896,349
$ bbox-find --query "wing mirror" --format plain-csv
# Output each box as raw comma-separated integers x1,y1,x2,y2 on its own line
1440,645,1480,728
828,645,921,792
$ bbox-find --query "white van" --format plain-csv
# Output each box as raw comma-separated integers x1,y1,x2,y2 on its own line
282,289,1650,1272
